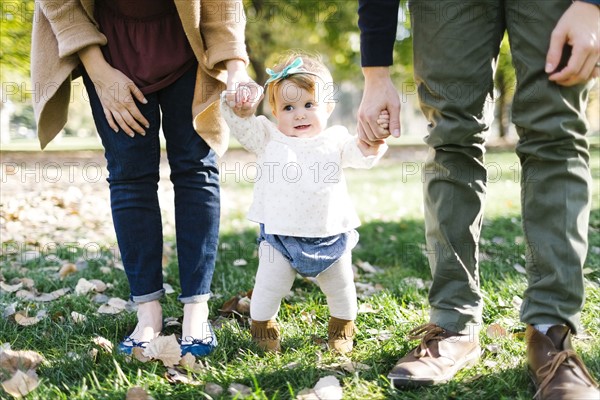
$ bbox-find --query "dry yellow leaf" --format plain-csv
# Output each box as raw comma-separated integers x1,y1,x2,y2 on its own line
236,297,251,314
0,349,45,373
126,386,152,400
486,323,507,339
0,282,23,293
89,279,107,293
142,335,181,367
1,369,40,398
75,278,96,295
14,312,41,327
92,336,114,353
132,347,151,363
71,311,87,324
58,263,78,279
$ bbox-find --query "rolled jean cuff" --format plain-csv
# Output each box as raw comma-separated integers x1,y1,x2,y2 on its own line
179,292,211,304
131,288,165,304
429,308,482,336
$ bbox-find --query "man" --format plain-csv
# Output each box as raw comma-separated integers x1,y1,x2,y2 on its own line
357,0,600,398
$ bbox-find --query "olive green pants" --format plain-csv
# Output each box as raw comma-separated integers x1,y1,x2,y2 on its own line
410,0,593,334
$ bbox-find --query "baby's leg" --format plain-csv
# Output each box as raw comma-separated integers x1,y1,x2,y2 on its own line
251,241,296,321
316,251,357,353
250,241,296,352
316,251,357,320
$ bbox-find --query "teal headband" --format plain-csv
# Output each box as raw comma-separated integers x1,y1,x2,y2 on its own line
265,57,323,85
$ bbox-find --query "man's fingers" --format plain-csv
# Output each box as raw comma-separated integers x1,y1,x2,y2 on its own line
388,107,401,138
546,28,567,73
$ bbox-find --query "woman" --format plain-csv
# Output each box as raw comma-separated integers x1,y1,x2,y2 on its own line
31,0,258,356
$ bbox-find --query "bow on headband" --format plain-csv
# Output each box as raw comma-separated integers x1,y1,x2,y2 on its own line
265,57,321,85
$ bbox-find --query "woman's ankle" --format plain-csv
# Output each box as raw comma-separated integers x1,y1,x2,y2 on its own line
182,302,211,340
129,300,162,342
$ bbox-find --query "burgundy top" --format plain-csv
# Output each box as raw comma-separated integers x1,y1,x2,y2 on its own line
95,0,196,94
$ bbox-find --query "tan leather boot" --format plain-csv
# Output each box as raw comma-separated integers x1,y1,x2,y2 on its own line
387,323,480,387
328,317,355,354
250,319,281,353
526,325,599,399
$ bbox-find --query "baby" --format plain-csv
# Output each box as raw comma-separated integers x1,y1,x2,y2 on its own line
221,52,389,353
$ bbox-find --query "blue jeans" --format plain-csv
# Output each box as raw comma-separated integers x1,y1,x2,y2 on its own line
83,65,220,304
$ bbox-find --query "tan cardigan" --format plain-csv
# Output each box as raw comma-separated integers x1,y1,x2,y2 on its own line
31,0,248,155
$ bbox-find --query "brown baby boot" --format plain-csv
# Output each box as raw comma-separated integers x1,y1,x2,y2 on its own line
250,319,281,353
328,317,356,354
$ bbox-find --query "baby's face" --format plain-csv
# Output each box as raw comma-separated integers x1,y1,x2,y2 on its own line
273,81,331,138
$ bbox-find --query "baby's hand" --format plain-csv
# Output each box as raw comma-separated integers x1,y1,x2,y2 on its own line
377,110,391,136
223,83,264,118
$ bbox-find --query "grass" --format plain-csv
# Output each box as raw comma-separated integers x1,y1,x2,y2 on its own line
1,149,599,399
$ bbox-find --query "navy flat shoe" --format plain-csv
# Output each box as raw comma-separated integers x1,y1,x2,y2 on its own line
180,324,218,357
117,336,148,355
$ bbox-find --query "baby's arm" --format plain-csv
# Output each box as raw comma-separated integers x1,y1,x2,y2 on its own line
223,83,264,118
357,110,390,157
220,90,270,154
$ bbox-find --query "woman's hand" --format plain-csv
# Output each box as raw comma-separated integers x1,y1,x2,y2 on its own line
224,59,263,118
79,46,149,137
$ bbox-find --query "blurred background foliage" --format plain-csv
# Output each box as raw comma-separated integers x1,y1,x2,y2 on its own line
0,0,597,145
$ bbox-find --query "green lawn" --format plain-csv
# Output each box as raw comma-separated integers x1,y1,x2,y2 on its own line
1,149,599,399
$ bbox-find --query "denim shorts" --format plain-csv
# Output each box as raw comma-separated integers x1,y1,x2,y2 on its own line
258,224,358,277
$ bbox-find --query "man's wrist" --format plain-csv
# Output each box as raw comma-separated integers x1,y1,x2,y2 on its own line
362,66,391,81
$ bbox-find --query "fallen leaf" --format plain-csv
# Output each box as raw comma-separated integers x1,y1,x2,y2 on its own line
204,382,223,397
3,302,17,319
108,297,128,309
486,323,507,339
0,281,23,293
219,294,240,316
357,303,379,314
97,304,124,315
89,279,107,293
513,263,526,274
1,369,40,398
92,336,113,353
71,312,87,324
126,386,153,400
400,277,430,290
14,290,35,301
297,376,342,400
582,268,594,275
300,311,315,324
143,335,181,367
512,295,523,309
0,349,45,373
35,288,70,302
75,278,96,295
165,368,201,385
14,312,42,327
58,263,78,279
228,383,252,398
179,353,204,372
164,317,181,328
236,297,251,314
233,259,248,267
99,266,112,275
132,347,151,363
163,283,175,295
339,361,371,373
98,297,129,314
355,261,381,274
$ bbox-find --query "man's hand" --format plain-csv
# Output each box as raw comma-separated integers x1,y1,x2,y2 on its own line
546,1,600,86
358,67,401,145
